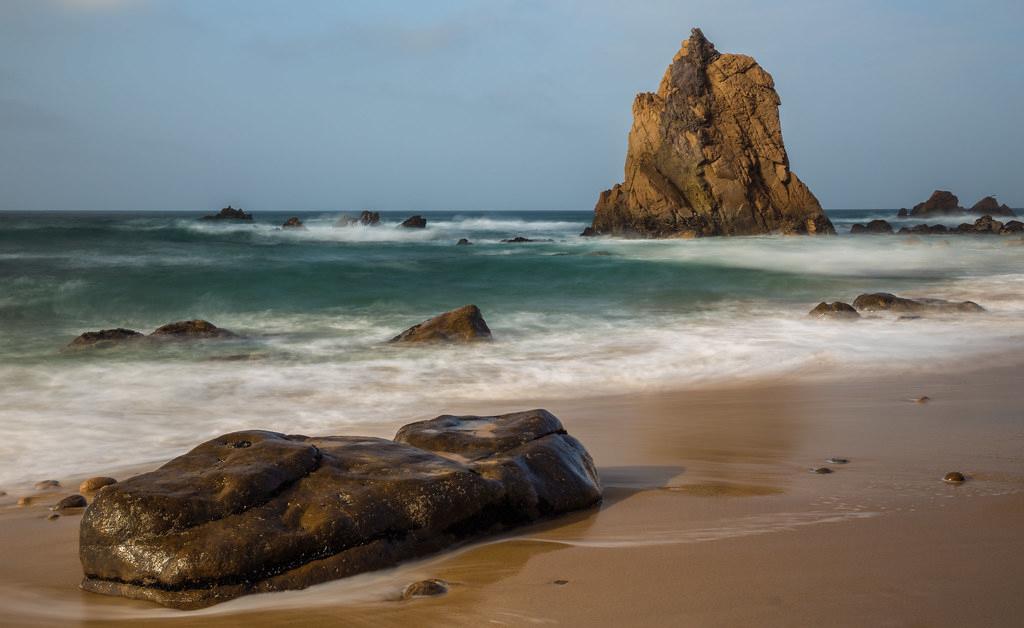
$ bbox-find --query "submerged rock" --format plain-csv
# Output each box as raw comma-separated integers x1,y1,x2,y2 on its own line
587,29,834,238
400,215,427,228
402,579,449,599
34,480,60,490
79,409,601,609
852,293,984,314
201,206,252,221
80,477,117,494
150,320,236,339
456,238,472,245
281,217,305,229
850,220,893,235
808,302,859,320
390,305,492,343
943,471,966,483
909,191,962,217
968,196,1015,217
53,494,87,510
67,328,144,350
501,236,552,243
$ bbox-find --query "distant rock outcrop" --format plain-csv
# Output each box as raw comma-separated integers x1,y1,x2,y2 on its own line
281,217,305,229
968,196,1015,217
909,191,961,217
586,29,833,238
335,210,381,227
850,220,893,234
400,215,427,228
201,206,252,221
67,328,144,350
808,302,859,320
150,320,236,339
852,293,984,314
391,305,492,343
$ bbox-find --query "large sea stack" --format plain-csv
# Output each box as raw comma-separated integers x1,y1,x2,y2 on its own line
587,29,833,238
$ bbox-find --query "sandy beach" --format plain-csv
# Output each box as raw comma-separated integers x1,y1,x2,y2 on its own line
2,352,1021,627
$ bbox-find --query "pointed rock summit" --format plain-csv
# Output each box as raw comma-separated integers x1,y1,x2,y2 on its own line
587,29,833,237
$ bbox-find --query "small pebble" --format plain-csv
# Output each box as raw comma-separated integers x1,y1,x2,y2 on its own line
79,476,117,493
810,467,833,474
52,494,87,510
402,579,449,599
34,480,60,490
553,579,569,586
47,513,60,521
826,458,849,465
914,396,931,404
17,496,32,507
943,471,966,484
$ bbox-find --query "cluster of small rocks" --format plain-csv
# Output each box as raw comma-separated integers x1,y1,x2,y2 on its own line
66,320,236,350
808,292,985,321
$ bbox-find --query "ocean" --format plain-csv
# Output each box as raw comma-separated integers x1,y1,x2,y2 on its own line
1,209,1022,487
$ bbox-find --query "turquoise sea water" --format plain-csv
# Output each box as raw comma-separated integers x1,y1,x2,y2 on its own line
1,209,1022,486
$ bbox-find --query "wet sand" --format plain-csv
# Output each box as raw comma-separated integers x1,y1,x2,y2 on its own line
1,355,1022,627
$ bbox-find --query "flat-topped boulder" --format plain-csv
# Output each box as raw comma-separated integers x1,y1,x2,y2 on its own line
150,320,236,339
201,206,252,221
808,302,859,319
968,196,1015,217
400,215,427,228
66,328,143,350
390,305,492,343
852,293,985,314
79,409,601,609
910,191,961,217
586,29,834,237
850,220,893,234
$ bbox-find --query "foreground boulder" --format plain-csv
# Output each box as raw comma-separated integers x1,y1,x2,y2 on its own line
587,29,834,237
909,190,962,217
968,196,1015,217
201,206,252,221
849,220,893,234
150,320,236,339
390,305,492,343
808,302,859,319
79,410,601,609
400,215,427,228
66,328,143,350
852,293,984,314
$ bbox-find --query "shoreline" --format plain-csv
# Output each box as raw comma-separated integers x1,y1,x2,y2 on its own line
2,352,1022,626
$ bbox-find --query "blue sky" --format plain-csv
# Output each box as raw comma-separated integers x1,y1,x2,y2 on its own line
1,0,1022,211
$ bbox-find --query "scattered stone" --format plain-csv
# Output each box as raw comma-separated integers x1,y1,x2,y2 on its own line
808,302,859,320
968,196,1015,217
897,223,948,235
150,320,236,339
915,396,931,404
281,217,305,229
53,494,87,510
79,409,601,609
826,458,849,465
17,496,31,507
66,328,144,350
201,206,252,221
909,190,962,217
943,471,966,483
897,208,908,217
456,238,472,245
402,579,449,599
553,579,569,585
580,227,596,237
400,215,427,228
810,467,833,474
390,305,492,344
80,477,117,494
34,480,60,490
47,513,60,521
586,28,834,238
852,293,985,314
849,220,893,234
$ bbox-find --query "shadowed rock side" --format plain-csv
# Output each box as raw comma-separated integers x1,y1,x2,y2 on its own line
66,328,143,350
588,29,833,238
400,215,427,228
390,305,492,343
79,410,602,609
201,206,252,221
150,320,236,339
850,219,893,234
910,190,961,217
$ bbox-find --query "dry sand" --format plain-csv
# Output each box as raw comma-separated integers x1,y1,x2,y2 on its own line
1,355,1022,627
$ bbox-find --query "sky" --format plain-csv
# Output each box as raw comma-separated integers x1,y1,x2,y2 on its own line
1,0,1022,211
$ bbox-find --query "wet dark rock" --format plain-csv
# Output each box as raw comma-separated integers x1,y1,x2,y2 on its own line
943,471,966,483
80,477,117,494
826,458,849,465
852,293,985,314
915,396,931,404
810,467,833,474
402,579,449,599
400,215,427,228
897,315,922,321
1001,220,1024,234
898,223,948,235
580,227,596,237
150,320,236,339
390,305,492,344
849,220,893,235
910,190,962,217
34,480,60,490
897,208,908,217
501,236,552,243
456,238,472,245
808,302,859,320
337,210,380,227
201,206,252,221
53,494,87,510
281,217,305,229
17,496,31,507
968,196,1015,217
79,409,601,609
553,579,570,585
67,329,144,350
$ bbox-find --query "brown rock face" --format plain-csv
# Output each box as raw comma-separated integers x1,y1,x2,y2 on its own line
390,305,492,343
852,293,985,314
968,196,1015,217
150,320,236,339
849,220,893,234
400,215,427,228
79,410,601,609
66,328,143,350
588,29,833,238
808,302,859,319
281,216,305,229
910,190,962,217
